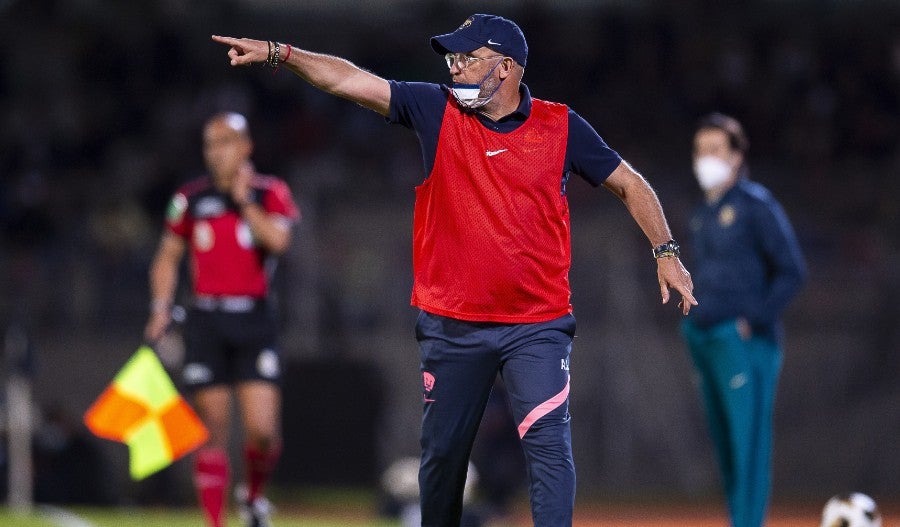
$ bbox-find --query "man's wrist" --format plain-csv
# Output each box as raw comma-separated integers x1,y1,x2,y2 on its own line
150,298,171,314
235,194,257,208
652,239,681,259
235,199,255,213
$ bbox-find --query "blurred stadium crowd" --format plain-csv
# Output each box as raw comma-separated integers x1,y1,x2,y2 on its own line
1,0,899,507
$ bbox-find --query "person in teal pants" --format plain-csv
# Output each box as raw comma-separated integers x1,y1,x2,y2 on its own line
680,113,806,527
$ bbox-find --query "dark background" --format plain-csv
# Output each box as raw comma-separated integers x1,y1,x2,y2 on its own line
1,0,898,508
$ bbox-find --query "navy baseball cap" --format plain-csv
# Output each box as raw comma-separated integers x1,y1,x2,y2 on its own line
430,14,528,67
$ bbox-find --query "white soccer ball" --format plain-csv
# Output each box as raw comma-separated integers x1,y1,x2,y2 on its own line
381,456,479,504
382,457,421,502
821,492,882,527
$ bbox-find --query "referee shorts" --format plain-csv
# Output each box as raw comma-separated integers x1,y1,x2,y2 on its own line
181,299,281,392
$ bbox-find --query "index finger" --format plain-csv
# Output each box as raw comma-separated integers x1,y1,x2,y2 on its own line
211,35,240,46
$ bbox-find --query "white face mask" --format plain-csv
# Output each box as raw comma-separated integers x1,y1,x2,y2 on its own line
693,155,733,191
451,84,491,109
451,61,505,110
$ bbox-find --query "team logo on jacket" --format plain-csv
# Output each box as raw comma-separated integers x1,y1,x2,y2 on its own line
718,205,737,227
423,371,436,402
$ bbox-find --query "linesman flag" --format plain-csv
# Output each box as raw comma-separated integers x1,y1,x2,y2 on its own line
84,345,208,480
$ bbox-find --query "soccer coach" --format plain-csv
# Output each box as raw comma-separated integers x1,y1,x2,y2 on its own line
213,13,696,527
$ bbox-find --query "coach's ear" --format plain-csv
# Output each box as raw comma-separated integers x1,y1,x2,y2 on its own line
498,56,517,79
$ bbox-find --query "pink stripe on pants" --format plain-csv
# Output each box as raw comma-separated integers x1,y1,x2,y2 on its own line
517,375,570,438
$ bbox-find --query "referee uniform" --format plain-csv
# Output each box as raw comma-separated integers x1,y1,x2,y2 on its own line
166,174,299,390
146,112,299,527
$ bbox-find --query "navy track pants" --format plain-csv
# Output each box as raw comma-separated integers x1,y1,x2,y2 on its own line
416,311,576,527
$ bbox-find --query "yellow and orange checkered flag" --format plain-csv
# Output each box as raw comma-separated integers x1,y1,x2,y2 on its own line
84,345,208,480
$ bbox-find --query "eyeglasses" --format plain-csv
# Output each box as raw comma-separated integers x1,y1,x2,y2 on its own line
444,52,505,70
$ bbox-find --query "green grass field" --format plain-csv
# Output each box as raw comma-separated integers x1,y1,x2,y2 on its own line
5,492,893,527
0,506,401,527
4,501,896,527
0,488,402,526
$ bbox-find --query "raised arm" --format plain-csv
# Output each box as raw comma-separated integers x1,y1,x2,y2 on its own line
231,163,294,255
211,35,392,116
603,160,698,314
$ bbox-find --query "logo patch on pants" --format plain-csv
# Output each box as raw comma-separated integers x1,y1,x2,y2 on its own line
729,372,747,390
423,371,436,402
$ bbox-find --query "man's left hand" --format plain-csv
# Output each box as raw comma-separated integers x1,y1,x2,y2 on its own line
657,257,698,315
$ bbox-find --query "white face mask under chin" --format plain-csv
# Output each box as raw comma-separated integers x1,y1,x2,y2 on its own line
693,156,733,191
451,85,492,109
451,60,504,110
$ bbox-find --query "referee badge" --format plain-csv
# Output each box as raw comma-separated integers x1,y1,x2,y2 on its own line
167,193,188,223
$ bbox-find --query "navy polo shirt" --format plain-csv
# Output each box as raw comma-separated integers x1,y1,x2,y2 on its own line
685,177,807,341
387,81,622,188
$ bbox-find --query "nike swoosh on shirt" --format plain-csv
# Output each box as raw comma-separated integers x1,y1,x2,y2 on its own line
486,149,508,157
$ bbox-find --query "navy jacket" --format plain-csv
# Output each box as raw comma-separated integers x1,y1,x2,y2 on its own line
685,177,807,342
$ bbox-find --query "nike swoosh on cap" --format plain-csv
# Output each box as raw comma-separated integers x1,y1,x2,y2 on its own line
487,39,502,45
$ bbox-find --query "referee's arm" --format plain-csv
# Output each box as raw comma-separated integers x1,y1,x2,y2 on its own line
145,232,186,342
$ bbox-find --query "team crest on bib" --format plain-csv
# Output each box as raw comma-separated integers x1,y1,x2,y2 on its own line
718,205,737,227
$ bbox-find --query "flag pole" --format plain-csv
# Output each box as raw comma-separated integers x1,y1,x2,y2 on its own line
5,323,34,513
